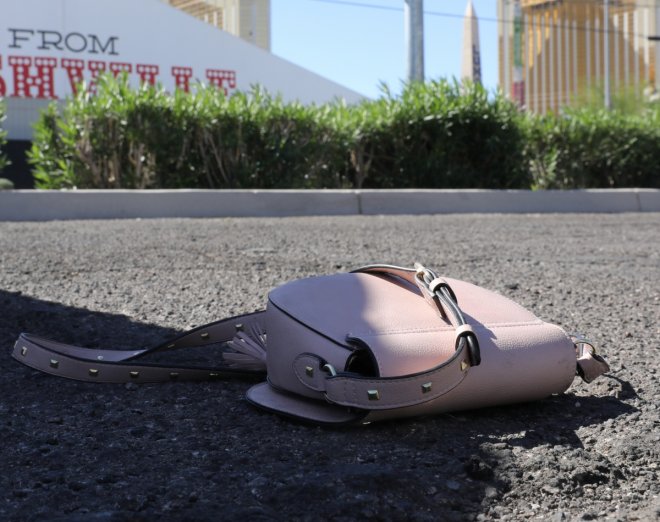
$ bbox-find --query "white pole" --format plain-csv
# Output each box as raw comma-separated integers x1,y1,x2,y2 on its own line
525,14,531,110
541,14,547,113
533,15,539,112
573,19,578,100
604,0,611,109
614,13,620,91
550,12,555,111
503,0,510,97
586,19,591,96
405,0,425,82
596,16,601,86
624,12,629,89
634,8,640,93
565,15,571,104
558,15,563,107
646,7,651,85
655,3,660,92
512,0,524,106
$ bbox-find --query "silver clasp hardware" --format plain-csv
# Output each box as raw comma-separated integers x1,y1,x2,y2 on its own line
570,333,598,357
414,262,439,302
414,262,435,288
322,363,337,377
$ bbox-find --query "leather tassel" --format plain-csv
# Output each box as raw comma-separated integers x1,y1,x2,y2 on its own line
224,322,267,371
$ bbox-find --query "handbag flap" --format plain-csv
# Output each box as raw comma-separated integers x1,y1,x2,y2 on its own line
268,272,545,377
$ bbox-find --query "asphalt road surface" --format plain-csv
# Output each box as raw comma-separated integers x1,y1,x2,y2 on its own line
1,213,658,521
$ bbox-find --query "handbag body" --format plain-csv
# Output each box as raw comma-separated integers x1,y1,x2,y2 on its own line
13,264,609,425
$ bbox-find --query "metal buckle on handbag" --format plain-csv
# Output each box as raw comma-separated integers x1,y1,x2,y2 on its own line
414,263,481,366
571,333,598,357
571,333,610,383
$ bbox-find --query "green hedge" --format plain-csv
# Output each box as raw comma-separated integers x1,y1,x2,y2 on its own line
30,77,353,189
343,82,528,189
28,76,660,190
523,107,660,189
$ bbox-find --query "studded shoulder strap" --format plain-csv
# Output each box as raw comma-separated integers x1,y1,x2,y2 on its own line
12,311,267,382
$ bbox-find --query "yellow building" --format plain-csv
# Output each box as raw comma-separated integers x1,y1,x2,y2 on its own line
498,0,660,113
161,0,270,51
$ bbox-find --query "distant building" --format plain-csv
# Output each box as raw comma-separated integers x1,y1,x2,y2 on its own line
461,0,482,85
161,0,271,51
498,0,660,113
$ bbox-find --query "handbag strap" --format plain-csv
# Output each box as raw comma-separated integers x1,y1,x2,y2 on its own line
12,311,267,383
294,336,473,410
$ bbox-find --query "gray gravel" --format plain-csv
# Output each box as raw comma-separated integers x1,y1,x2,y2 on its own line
0,213,658,521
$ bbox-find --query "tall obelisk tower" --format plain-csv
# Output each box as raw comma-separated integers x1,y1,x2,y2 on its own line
461,0,482,85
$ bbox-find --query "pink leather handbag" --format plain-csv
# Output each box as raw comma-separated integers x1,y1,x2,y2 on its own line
13,264,609,425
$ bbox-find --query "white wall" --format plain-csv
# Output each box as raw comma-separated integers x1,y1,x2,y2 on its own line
0,0,364,139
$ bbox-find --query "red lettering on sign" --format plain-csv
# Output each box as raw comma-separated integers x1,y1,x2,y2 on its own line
171,66,193,93
0,56,6,97
61,58,84,94
136,64,159,86
206,69,236,96
109,62,132,77
87,61,108,93
8,55,57,99
88,60,107,76
0,54,238,101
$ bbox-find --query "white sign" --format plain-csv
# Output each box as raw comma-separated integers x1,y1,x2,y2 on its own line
0,0,364,139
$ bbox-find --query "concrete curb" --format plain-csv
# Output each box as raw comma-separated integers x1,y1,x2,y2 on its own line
358,189,659,214
0,189,658,221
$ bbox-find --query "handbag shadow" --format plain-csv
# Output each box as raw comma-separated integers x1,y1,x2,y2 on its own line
0,289,222,373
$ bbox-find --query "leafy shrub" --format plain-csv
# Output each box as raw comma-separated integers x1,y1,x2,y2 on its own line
29,103,76,188
30,76,352,189
28,76,660,190
188,85,349,188
31,76,174,189
354,81,529,188
524,107,660,189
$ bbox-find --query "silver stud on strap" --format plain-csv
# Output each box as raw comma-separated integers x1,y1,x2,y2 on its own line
305,366,314,378
169,372,179,380
421,382,432,394
129,371,140,379
50,359,59,369
20,346,28,356
200,332,210,340
167,344,175,349
235,324,244,332
89,369,99,377
461,360,469,372
367,389,380,401
209,372,220,379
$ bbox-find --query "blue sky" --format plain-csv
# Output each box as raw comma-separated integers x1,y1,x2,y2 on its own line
271,0,498,99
